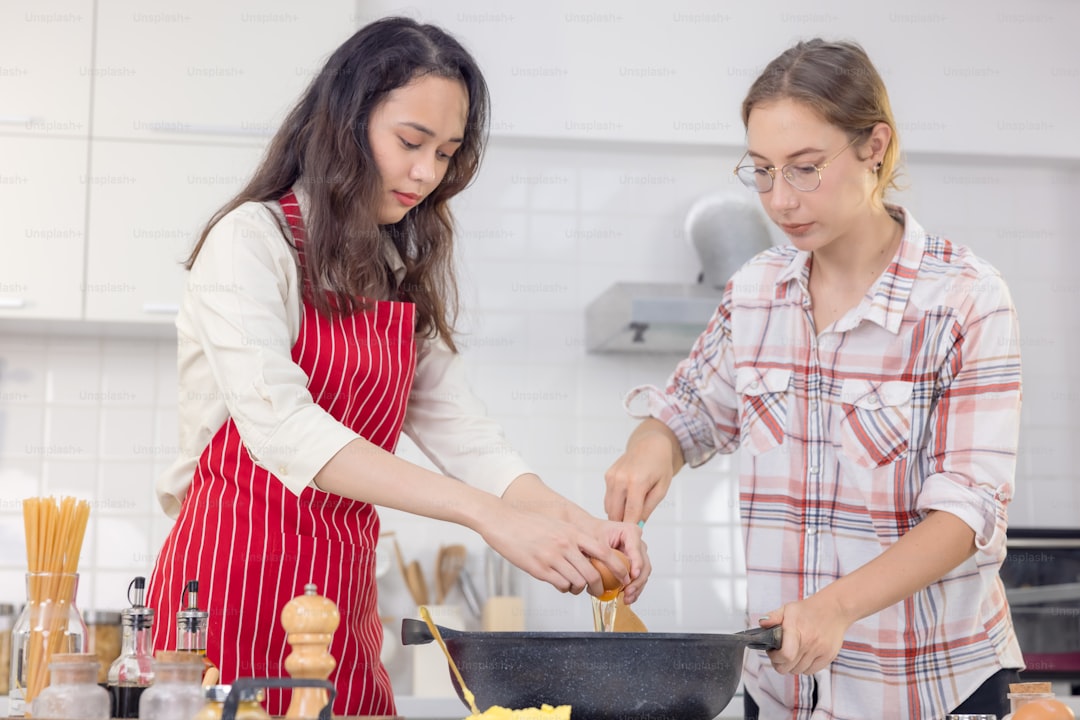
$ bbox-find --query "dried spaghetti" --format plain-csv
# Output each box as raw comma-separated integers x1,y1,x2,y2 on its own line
20,496,91,707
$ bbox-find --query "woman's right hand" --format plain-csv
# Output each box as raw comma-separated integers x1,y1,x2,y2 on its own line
478,507,642,598
604,418,681,525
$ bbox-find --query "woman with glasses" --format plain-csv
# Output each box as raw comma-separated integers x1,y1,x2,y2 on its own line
604,39,1023,719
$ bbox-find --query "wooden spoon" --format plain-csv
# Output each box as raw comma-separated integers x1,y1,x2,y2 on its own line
389,533,410,588
433,546,447,603
419,605,480,716
405,559,429,607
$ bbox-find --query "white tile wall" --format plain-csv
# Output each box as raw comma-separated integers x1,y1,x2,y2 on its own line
0,139,1076,697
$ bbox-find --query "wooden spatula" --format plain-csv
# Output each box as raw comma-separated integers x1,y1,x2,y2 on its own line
436,544,467,604
612,593,648,632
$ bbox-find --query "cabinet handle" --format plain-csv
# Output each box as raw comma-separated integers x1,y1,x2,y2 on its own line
142,303,179,315
0,297,27,309
149,123,271,138
0,115,38,126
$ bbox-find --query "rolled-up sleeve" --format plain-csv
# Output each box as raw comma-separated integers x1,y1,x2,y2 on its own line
401,338,533,497
916,271,1021,554
183,207,359,497
624,288,741,467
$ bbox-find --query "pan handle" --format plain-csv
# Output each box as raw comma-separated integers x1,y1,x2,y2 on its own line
736,625,783,650
402,617,465,646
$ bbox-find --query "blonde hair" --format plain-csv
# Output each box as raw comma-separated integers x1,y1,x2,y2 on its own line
741,39,900,203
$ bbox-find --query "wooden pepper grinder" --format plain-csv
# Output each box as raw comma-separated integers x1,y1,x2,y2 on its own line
281,583,339,719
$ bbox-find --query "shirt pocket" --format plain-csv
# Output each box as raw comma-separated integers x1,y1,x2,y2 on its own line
838,378,914,468
736,367,792,455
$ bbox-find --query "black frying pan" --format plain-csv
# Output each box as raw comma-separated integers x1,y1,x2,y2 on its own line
401,620,782,720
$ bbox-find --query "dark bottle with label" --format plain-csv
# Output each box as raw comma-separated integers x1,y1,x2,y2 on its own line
107,577,155,718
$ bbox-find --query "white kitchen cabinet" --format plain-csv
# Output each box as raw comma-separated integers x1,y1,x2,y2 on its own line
92,0,358,141
83,140,264,322
365,0,1080,159
0,0,92,138
0,136,88,319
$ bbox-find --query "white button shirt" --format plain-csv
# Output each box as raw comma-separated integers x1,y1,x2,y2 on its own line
156,192,532,517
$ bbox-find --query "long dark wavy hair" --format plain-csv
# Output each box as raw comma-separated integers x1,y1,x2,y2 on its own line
186,17,490,351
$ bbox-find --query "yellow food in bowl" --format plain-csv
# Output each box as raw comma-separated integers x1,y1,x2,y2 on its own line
464,704,571,720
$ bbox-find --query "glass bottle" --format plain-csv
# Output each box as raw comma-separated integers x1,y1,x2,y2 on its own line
175,580,215,680
84,610,122,685
9,572,89,717
29,653,110,720
137,651,205,720
107,577,156,719
192,685,272,720
0,602,15,696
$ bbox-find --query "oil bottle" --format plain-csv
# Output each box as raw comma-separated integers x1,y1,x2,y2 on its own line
175,580,216,681
107,577,155,718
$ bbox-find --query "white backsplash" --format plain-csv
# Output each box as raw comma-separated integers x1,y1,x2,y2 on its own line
0,139,1075,694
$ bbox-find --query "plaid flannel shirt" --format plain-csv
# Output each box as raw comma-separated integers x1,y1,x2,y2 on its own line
631,207,1024,719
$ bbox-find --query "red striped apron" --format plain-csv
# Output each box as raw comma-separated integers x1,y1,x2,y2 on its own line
147,191,416,716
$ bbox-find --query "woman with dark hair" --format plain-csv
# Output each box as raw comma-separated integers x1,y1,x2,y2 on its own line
146,17,648,716
604,39,1023,718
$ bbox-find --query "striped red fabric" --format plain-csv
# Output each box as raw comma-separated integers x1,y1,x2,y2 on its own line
148,191,416,716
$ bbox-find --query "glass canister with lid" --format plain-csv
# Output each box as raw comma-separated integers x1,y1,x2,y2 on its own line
29,653,110,720
137,651,205,720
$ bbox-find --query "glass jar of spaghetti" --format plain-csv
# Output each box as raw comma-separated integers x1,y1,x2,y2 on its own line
8,572,89,717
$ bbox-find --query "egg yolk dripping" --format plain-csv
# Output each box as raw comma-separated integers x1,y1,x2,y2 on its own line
589,550,630,631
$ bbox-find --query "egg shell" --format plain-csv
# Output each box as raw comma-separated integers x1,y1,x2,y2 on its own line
589,549,631,596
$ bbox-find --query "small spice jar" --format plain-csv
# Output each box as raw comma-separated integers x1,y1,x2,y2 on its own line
193,685,272,720
137,651,206,720
29,653,110,720
84,610,122,685
0,602,16,695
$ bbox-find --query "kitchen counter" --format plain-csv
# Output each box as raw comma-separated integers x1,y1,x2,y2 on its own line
393,694,745,719
5,692,1078,718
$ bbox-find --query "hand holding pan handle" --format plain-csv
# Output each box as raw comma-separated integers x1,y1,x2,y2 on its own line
735,625,783,650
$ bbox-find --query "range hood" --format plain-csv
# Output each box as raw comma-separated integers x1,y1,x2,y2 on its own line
584,194,775,354
585,281,720,353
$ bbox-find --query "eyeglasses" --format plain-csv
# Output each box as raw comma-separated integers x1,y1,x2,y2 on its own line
733,136,859,193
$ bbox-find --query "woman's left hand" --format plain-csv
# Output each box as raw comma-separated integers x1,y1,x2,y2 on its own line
759,594,852,676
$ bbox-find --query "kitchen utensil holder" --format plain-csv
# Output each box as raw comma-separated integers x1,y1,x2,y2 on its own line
222,678,335,720
481,596,524,632
411,604,465,698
